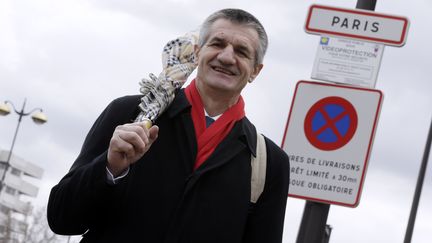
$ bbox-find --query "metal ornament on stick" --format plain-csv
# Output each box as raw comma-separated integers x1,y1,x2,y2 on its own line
135,32,199,128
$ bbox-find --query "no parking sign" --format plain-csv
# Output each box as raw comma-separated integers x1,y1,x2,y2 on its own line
304,96,358,151
282,80,382,207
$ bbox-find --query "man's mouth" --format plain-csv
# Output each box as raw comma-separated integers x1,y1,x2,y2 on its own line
212,66,236,76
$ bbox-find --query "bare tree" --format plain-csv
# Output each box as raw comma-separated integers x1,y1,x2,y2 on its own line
24,206,60,243
1,209,27,243
1,205,80,243
0,209,13,242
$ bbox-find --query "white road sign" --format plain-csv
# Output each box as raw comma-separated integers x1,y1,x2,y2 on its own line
305,4,409,46
282,81,383,207
311,36,384,88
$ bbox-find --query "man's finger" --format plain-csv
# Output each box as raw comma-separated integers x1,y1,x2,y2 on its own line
118,131,147,152
148,125,159,143
117,124,147,140
110,135,136,158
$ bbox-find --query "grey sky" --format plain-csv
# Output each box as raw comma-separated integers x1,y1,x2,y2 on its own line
1,0,431,242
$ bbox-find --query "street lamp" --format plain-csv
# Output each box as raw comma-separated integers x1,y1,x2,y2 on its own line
0,99,47,190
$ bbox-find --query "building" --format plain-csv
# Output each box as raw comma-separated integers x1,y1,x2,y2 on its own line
0,149,43,242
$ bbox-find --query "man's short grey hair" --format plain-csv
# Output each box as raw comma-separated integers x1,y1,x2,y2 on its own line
198,8,268,65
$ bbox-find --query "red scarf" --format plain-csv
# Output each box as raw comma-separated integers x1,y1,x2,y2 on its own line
184,79,245,170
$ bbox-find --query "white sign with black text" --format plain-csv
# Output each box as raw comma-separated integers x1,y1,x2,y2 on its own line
305,4,409,46
282,81,383,207
311,36,384,88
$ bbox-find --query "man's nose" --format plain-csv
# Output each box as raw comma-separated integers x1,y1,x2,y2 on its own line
217,45,236,65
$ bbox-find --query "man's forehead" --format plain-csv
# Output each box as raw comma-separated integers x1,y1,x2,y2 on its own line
207,20,259,47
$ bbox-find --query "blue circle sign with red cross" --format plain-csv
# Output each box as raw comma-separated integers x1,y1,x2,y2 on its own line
304,96,358,151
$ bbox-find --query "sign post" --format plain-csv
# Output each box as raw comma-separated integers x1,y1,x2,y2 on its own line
292,1,408,242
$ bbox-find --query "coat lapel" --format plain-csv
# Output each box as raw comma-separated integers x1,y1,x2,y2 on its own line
182,120,257,195
165,90,259,194
195,122,246,174
166,90,197,173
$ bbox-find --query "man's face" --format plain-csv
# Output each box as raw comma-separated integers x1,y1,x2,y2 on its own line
195,19,263,98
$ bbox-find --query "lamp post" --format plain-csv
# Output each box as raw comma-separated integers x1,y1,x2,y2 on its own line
0,99,47,190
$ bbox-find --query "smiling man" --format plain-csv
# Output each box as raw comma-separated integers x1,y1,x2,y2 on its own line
48,9,290,243
195,17,263,117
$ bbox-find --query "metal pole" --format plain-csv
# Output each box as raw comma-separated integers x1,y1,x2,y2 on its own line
296,201,330,243
0,99,26,190
357,0,432,240
323,224,333,243
296,1,378,242
356,0,377,10
404,117,432,243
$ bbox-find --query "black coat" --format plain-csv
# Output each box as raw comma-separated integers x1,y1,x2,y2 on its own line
48,90,290,243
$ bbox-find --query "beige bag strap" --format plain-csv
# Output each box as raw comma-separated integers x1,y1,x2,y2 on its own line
250,132,267,203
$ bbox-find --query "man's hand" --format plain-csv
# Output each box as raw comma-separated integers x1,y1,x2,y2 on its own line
107,122,159,177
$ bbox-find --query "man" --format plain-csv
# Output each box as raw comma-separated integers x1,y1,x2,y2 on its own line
48,8,290,243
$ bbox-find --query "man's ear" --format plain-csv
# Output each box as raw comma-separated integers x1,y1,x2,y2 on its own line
250,64,264,81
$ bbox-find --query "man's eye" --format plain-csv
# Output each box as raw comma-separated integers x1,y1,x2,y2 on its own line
209,42,222,47
238,50,250,58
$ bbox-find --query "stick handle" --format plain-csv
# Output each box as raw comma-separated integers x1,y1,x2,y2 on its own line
143,119,152,129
